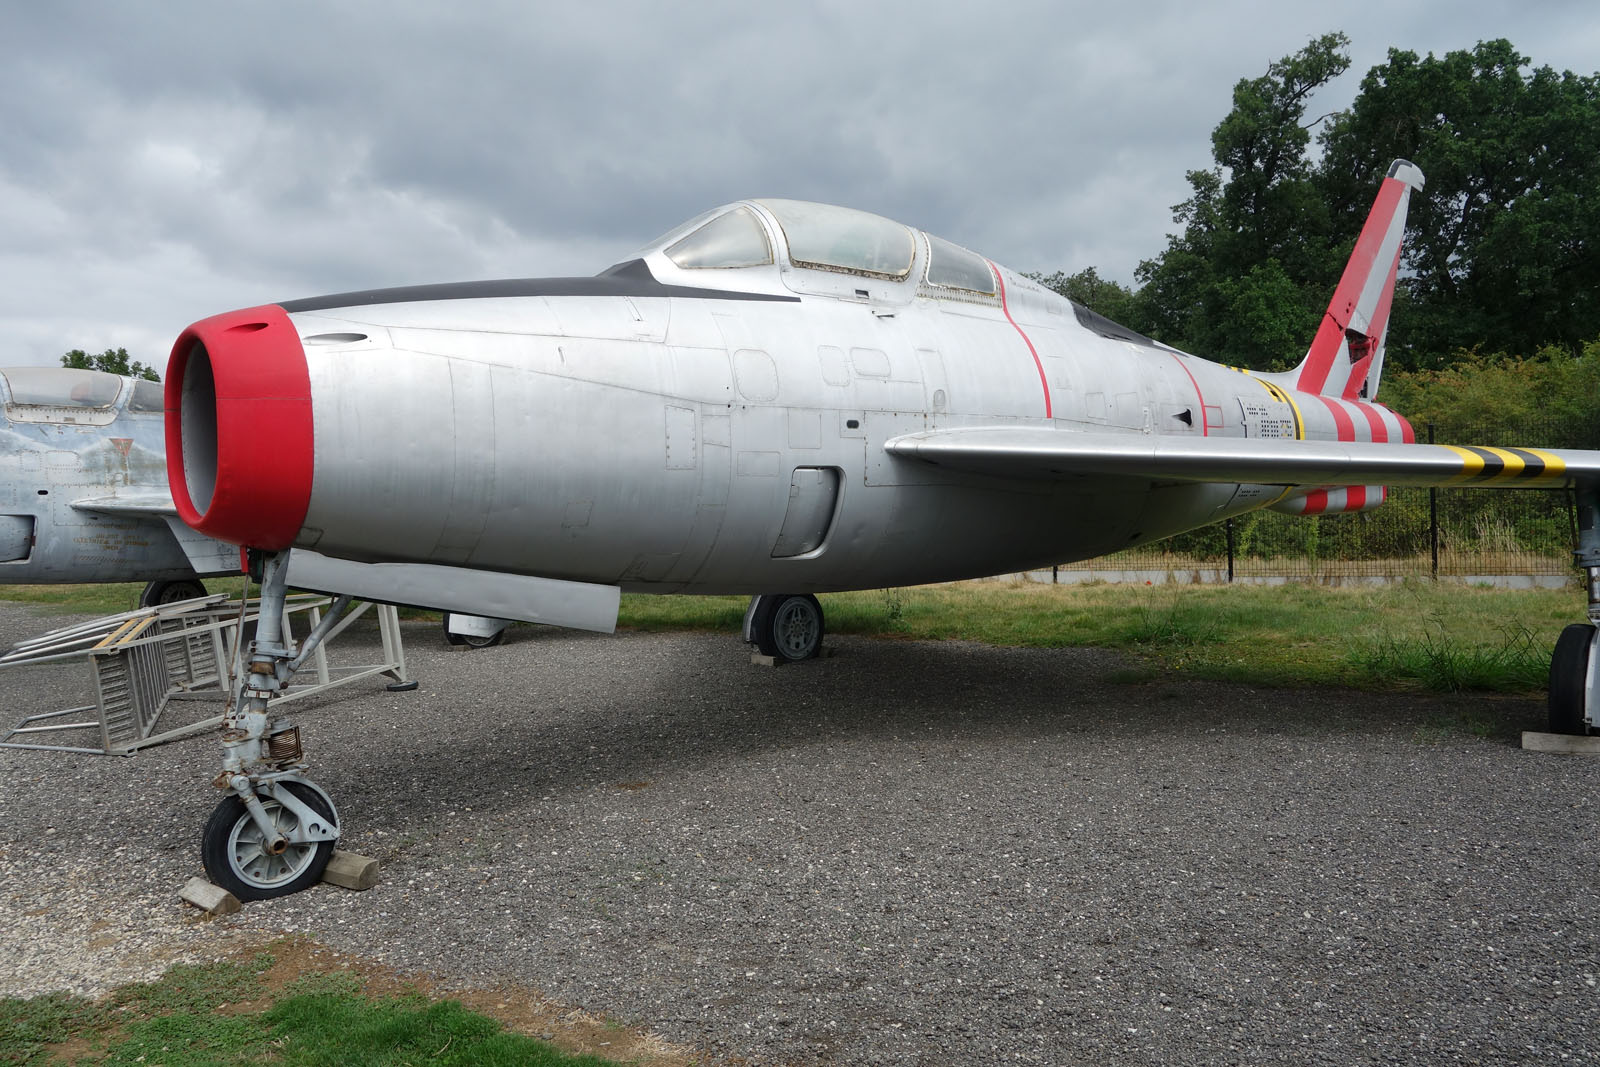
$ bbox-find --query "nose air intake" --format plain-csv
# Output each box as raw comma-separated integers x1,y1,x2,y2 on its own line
165,304,314,551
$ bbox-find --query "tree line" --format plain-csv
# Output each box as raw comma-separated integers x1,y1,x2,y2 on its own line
59,347,161,380
1034,33,1600,385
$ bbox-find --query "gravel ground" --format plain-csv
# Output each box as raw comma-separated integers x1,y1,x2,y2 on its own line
2,599,1599,1065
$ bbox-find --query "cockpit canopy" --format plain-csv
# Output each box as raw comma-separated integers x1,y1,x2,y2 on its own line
0,367,161,426
652,199,996,297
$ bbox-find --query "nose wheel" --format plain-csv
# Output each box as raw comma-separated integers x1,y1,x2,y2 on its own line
200,550,350,900
201,780,338,900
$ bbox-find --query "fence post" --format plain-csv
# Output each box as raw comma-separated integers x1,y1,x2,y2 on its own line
1428,422,1438,580
1226,518,1235,583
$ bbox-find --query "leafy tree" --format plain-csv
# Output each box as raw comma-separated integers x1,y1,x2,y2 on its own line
1027,267,1142,326
61,347,160,381
1132,32,1352,369
1050,36,1599,374
1318,40,1600,367
1380,338,1600,449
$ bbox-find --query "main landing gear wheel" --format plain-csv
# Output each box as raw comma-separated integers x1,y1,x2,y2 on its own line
440,612,506,648
201,782,337,901
140,579,207,607
1549,622,1596,736
751,593,825,662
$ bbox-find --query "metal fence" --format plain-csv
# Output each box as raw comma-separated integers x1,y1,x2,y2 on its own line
1057,420,1582,584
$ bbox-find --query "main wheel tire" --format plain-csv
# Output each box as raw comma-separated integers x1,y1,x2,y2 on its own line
441,612,506,648
140,579,207,607
1549,622,1596,735
752,593,825,662
201,782,337,901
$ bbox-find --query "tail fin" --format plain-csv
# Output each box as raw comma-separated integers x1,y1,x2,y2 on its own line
1292,159,1425,401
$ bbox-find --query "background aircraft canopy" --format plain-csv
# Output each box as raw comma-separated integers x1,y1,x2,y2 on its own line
3,367,121,409
0,368,161,426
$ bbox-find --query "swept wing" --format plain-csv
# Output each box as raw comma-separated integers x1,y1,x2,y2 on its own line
883,427,1600,490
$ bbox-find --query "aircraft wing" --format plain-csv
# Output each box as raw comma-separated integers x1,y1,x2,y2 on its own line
70,490,179,516
883,427,1600,489
72,491,242,574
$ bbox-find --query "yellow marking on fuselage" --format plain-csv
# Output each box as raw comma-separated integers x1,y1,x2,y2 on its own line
1257,379,1307,441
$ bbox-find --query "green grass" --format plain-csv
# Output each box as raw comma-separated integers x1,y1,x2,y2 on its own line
616,579,1577,693
0,582,167,617
0,954,634,1067
0,577,1578,694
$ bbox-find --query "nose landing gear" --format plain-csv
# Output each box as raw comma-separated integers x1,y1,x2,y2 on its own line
198,550,350,900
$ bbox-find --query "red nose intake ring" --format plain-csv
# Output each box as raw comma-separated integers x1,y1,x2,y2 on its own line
165,304,313,551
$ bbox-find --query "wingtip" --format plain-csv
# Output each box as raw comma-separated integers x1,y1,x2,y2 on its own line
1386,159,1426,192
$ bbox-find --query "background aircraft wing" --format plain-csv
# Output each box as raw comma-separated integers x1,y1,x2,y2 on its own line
72,491,241,574
70,490,179,516
883,427,1600,490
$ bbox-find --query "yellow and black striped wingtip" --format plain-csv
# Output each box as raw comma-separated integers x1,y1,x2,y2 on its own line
1441,445,1568,485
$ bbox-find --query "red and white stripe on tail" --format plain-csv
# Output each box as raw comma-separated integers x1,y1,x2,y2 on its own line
1270,485,1388,516
1293,160,1424,402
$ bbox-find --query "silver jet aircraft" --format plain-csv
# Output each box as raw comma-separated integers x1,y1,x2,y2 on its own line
0,367,231,602
160,161,1600,899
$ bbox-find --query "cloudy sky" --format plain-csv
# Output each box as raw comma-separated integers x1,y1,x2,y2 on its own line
2,0,1595,371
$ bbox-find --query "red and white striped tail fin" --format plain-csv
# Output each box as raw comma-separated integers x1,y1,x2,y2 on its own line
1292,159,1425,402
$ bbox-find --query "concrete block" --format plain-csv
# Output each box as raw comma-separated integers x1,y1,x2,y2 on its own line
750,648,834,668
179,877,240,916
1522,731,1600,754
321,849,380,891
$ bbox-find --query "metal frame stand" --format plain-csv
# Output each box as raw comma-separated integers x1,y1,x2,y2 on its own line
1,583,409,756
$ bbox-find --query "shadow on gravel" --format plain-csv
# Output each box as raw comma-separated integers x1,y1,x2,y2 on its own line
312,627,1546,824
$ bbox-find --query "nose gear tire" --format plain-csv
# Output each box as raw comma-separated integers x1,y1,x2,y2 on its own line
200,782,336,901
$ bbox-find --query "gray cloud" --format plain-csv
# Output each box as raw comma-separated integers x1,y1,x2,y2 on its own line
0,0,1593,369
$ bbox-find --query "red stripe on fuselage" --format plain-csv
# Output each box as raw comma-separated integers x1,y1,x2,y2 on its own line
1316,395,1356,442
1353,401,1388,442
1302,489,1330,515
1167,354,1210,435
990,263,1052,419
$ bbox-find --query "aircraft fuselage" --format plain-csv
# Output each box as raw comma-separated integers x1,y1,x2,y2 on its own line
196,197,1407,595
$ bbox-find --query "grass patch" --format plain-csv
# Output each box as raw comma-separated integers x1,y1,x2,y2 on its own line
1,577,1576,695
0,582,159,617
0,991,102,1065
0,947,653,1067
1352,622,1550,693
613,579,1576,693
